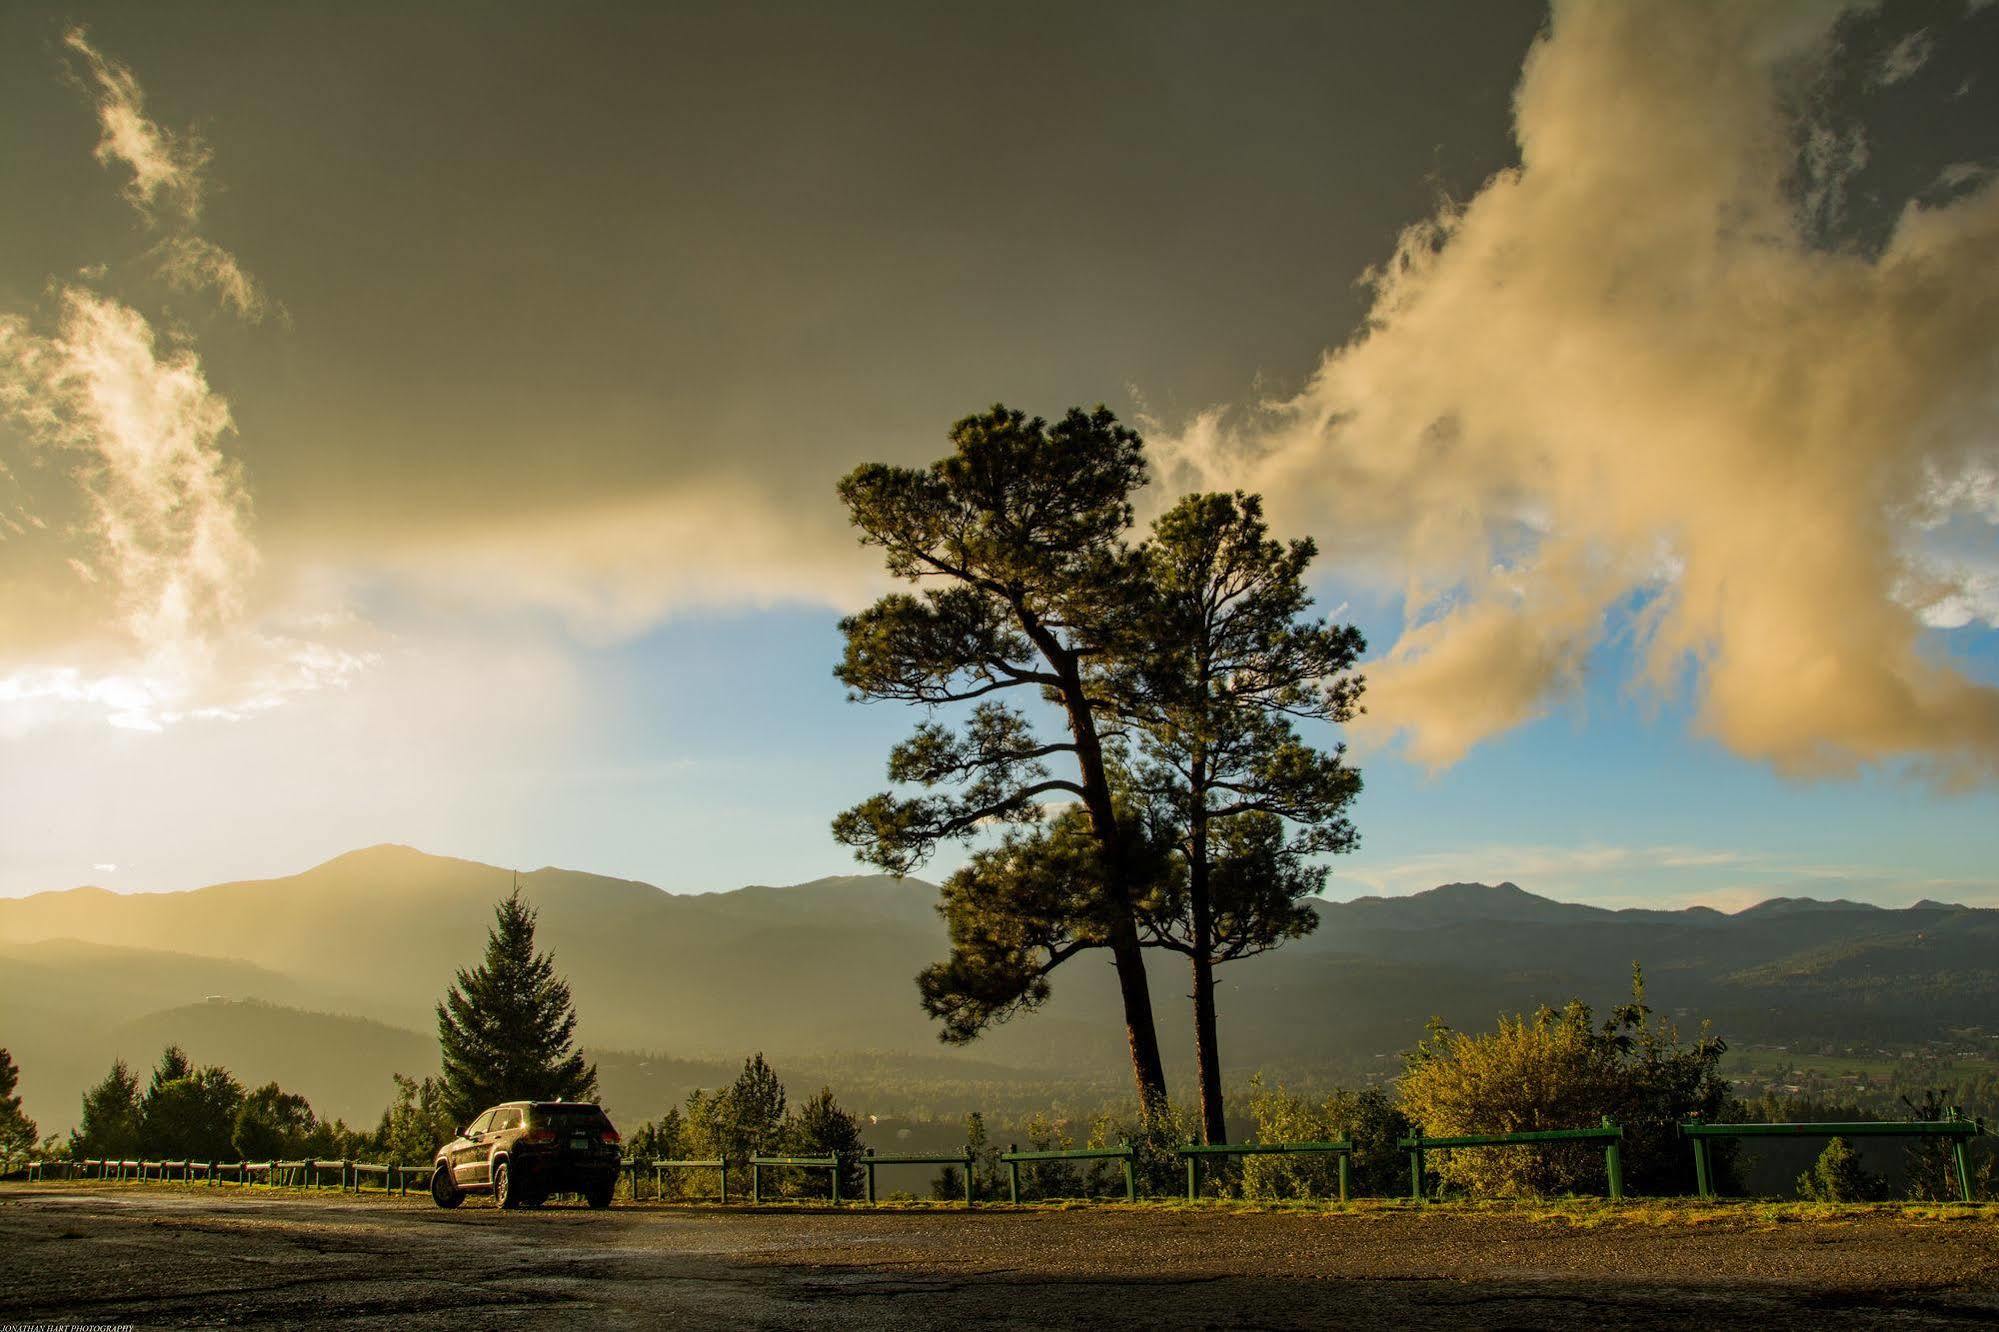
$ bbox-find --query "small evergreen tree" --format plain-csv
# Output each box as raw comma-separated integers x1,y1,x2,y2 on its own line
374,1074,458,1165
437,888,598,1125
722,1053,787,1161
786,1086,865,1200
139,1051,244,1160
1798,1137,1886,1202
73,1060,141,1159
148,1046,192,1095
939,1110,1005,1202
0,1049,37,1159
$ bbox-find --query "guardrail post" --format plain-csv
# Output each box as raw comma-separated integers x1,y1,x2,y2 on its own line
1122,1141,1135,1203
830,1153,841,1206
1603,1119,1624,1202
1408,1140,1425,1202
964,1148,975,1207
1338,1150,1350,1203
1691,1133,1711,1200
720,1159,729,1203
1008,1144,1020,1205
751,1160,761,1205
1186,1151,1198,1203
864,1149,876,1205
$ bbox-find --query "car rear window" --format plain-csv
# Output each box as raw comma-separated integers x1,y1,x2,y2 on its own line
530,1105,611,1129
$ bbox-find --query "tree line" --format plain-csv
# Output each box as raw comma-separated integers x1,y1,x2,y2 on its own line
833,404,1364,1142
9,896,1990,1200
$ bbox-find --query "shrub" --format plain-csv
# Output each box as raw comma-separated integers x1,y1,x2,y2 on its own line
1797,1137,1886,1202
1398,967,1736,1199
1239,1079,1409,1200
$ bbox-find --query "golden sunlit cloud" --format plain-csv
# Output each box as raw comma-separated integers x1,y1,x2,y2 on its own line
379,483,879,642
61,27,273,322
1152,1,1999,781
0,41,352,731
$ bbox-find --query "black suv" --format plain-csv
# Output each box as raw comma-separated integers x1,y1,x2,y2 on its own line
431,1101,622,1210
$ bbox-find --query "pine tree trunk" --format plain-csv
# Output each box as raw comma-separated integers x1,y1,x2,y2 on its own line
1188,810,1225,1144
1191,950,1226,1145
1107,913,1169,1119
1041,640,1170,1121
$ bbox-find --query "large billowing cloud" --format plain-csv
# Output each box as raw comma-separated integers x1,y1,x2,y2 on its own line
0,34,349,730
0,290,369,731
1154,1,1999,780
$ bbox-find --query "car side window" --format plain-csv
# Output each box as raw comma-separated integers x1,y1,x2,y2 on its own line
492,1107,521,1132
467,1110,494,1137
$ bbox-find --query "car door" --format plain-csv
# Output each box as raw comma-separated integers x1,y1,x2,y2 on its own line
486,1107,521,1180
454,1110,495,1186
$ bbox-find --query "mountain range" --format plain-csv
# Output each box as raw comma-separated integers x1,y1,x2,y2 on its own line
4,844,1995,1136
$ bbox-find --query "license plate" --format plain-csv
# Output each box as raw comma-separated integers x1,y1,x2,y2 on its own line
569,1134,590,1150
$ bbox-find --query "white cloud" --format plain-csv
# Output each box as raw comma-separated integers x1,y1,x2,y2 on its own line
0,289,369,732
62,28,273,323
1152,2,1999,782
0,35,343,733
1876,29,1934,85
62,27,207,222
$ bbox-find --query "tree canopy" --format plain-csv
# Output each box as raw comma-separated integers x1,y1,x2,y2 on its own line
1116,491,1366,1141
832,404,1170,1115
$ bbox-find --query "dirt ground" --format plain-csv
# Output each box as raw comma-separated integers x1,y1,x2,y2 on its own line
3,1183,1997,1329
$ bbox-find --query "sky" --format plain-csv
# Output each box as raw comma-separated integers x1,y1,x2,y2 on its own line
2,1,1997,908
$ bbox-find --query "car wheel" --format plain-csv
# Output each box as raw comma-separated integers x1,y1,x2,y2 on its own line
586,1180,614,1210
494,1161,516,1210
431,1165,463,1210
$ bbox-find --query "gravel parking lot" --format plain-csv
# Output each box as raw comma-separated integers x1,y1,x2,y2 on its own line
4,1184,1997,1328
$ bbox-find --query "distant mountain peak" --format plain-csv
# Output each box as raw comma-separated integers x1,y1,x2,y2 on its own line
1733,896,1882,917
1423,880,1533,899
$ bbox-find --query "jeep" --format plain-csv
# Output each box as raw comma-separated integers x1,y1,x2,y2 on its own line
430,1100,622,1210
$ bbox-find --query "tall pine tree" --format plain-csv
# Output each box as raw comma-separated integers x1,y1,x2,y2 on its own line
72,1060,141,1159
0,1048,38,1158
437,887,597,1124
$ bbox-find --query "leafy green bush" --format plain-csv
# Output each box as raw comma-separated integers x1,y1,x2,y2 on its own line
1239,1079,1409,1200
1398,968,1736,1198
1796,1137,1886,1202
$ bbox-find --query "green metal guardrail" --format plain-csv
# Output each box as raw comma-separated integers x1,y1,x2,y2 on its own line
1177,1139,1356,1202
48,1156,431,1195
748,1153,842,1204
998,1143,1136,1203
1399,1120,1624,1201
1680,1111,1986,1203
22,1115,1987,1207
859,1148,977,1205
626,1157,730,1203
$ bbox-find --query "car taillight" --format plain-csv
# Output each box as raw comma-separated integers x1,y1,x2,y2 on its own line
600,1128,621,1145
521,1129,556,1146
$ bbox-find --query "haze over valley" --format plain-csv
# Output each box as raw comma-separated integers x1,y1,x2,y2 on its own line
7,844,1994,1138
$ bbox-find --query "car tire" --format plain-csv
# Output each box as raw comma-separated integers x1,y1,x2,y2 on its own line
586,1180,614,1209
431,1165,463,1210
494,1161,516,1210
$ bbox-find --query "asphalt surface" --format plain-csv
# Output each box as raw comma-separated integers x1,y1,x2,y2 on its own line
3,1184,1997,1329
